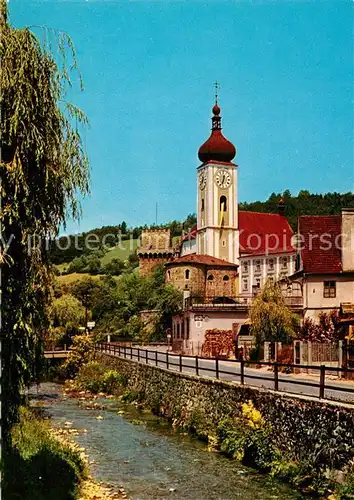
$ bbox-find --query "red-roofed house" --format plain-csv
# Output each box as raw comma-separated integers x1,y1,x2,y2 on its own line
288,210,354,320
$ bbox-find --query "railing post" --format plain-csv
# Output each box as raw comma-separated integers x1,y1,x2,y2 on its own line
145,349,148,364
155,350,158,366
118,345,121,357
240,358,245,385
124,346,126,359
179,354,182,372
215,357,219,379
166,351,169,370
319,365,326,399
130,347,133,360
195,355,199,376
138,349,140,362
274,361,279,391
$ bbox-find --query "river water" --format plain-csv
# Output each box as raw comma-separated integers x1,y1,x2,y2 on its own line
30,383,304,500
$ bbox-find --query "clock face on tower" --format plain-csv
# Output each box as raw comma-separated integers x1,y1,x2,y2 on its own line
199,171,207,190
215,169,232,188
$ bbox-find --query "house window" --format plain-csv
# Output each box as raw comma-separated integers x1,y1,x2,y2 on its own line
281,257,288,269
201,199,205,211
186,318,190,340
223,275,230,281
242,261,249,274
242,279,248,291
324,281,336,298
267,275,274,284
255,260,261,273
185,269,190,280
220,195,227,212
207,274,214,281
268,259,274,270
255,278,261,288
177,323,180,338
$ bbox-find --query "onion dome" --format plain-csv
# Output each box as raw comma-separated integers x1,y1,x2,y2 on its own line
198,103,236,163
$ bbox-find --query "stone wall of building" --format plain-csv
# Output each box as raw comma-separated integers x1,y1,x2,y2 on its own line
205,268,238,297
96,352,354,479
140,229,171,250
166,264,205,295
139,257,173,277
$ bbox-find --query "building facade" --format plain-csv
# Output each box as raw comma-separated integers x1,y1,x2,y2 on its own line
289,210,354,321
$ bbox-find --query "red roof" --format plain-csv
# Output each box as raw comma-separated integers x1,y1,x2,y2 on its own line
182,224,197,242
298,215,342,274
165,254,237,268
238,211,294,256
179,212,294,256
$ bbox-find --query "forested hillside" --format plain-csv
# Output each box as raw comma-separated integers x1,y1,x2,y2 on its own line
239,190,354,229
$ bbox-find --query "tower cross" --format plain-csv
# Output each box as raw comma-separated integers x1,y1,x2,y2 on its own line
214,81,219,104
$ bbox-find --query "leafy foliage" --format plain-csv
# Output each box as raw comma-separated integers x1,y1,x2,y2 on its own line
75,361,126,394
0,3,89,438
217,401,276,471
299,310,343,342
58,266,183,342
62,334,95,378
250,280,299,345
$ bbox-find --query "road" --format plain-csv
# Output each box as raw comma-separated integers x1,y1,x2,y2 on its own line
101,345,354,405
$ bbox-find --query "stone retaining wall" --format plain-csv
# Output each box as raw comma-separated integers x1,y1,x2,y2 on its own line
96,352,354,472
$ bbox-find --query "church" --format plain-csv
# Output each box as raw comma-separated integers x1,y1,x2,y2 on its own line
137,95,298,353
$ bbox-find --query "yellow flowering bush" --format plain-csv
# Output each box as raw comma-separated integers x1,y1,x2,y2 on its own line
240,401,264,429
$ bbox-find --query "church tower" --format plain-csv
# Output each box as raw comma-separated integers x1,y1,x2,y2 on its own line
196,96,239,264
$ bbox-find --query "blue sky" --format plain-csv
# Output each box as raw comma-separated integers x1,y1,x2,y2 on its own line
10,1,354,234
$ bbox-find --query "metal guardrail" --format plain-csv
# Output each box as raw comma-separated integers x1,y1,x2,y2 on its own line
98,343,354,403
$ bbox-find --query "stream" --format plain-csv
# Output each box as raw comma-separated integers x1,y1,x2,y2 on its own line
29,383,304,500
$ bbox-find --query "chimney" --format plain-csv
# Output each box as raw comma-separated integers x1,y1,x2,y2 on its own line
342,208,354,272
278,197,285,216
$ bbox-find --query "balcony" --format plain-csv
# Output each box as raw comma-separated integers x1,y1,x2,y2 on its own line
283,296,303,308
184,293,303,312
184,295,252,311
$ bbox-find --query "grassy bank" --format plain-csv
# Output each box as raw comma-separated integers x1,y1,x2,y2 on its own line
72,359,354,500
3,405,125,500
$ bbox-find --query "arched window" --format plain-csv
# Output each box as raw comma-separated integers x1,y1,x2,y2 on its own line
223,275,230,281
201,199,205,211
220,195,227,212
207,274,214,281
185,269,190,280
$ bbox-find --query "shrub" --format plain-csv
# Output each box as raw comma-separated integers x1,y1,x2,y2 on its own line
102,369,126,393
75,363,126,394
62,334,95,378
75,361,106,393
217,401,277,472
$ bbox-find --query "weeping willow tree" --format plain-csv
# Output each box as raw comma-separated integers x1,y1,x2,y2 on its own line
0,1,90,441
249,280,299,346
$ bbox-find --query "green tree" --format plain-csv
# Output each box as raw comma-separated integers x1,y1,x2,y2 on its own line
1,2,89,440
250,281,299,345
121,221,127,234
104,257,125,276
51,294,87,330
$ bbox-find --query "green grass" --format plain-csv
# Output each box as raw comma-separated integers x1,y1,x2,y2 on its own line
56,273,105,284
100,239,139,265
